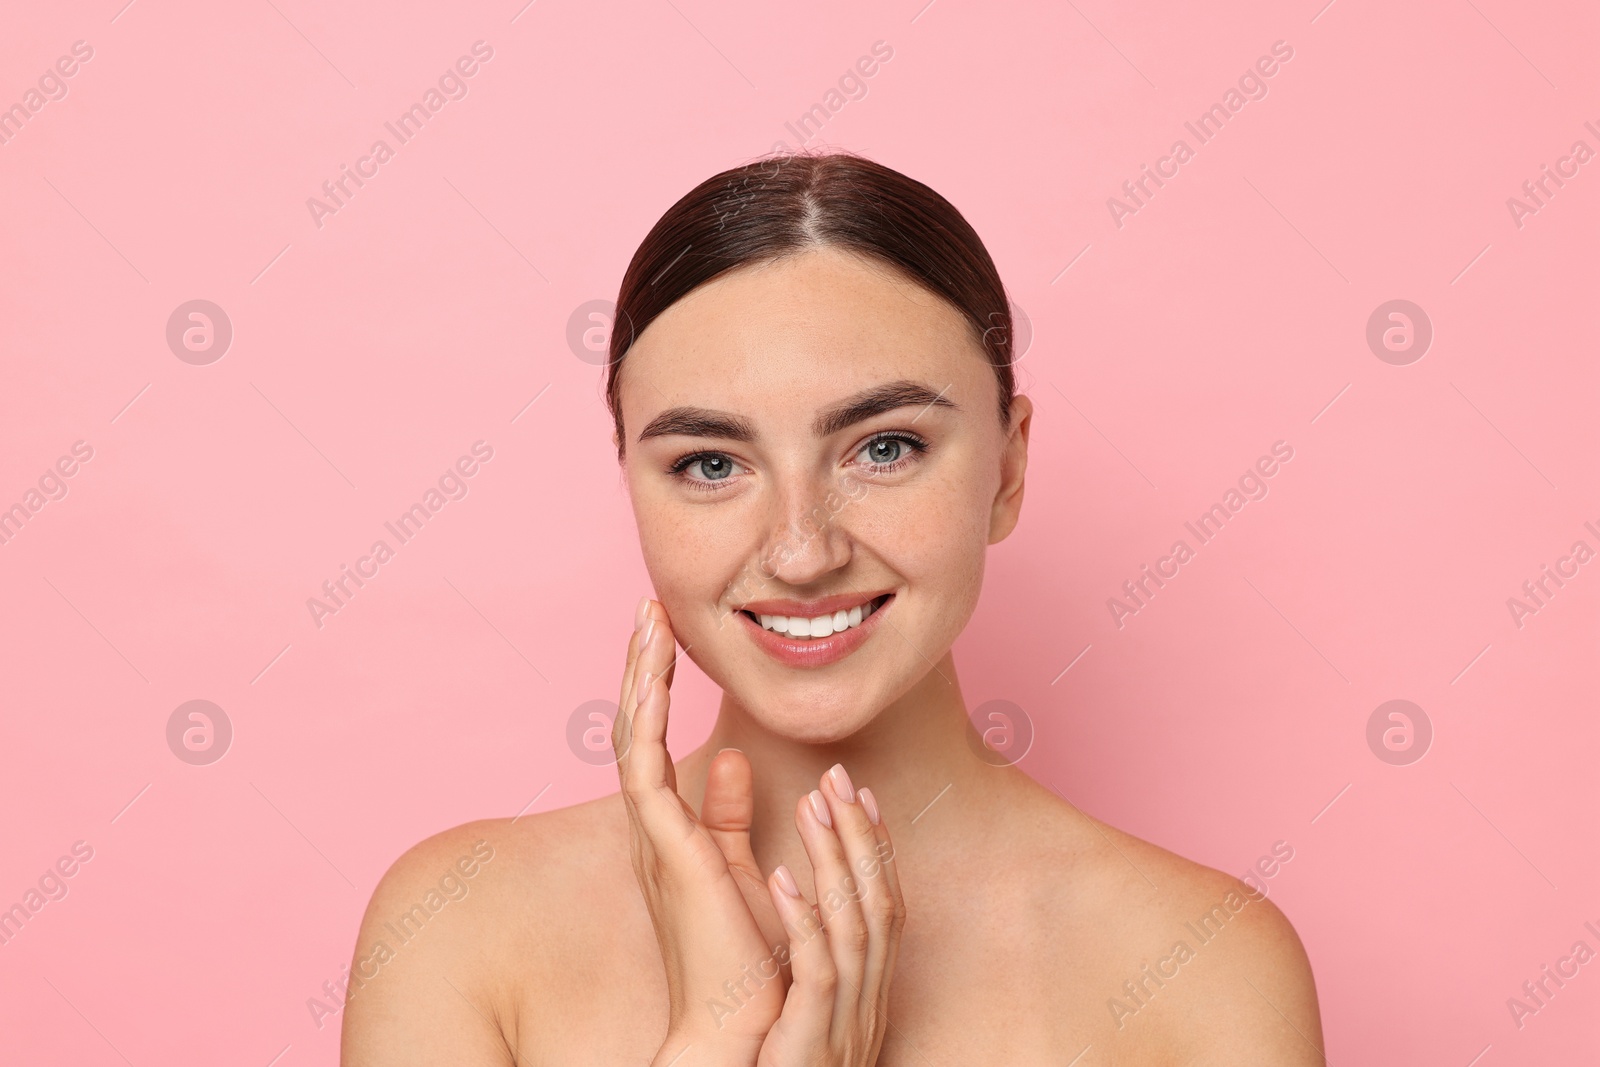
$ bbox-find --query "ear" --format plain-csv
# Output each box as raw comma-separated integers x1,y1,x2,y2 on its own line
988,394,1033,544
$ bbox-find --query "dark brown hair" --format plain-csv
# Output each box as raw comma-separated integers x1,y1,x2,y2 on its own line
606,149,1016,460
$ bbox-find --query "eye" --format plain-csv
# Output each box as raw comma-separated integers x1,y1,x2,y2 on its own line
854,432,927,471
668,451,744,491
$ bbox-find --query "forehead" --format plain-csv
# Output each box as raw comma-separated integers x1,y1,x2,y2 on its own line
619,248,987,424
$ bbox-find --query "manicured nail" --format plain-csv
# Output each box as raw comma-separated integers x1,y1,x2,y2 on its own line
808,790,833,828
634,596,650,631
774,864,801,898
641,618,656,648
716,747,743,756
827,763,855,803
859,786,881,826
636,671,655,710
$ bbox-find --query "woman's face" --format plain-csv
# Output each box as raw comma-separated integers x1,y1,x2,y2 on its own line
619,246,1031,742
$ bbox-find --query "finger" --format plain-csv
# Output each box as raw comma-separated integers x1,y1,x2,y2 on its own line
853,786,906,1005
796,783,870,998
767,862,834,1046
701,748,757,873
617,652,694,844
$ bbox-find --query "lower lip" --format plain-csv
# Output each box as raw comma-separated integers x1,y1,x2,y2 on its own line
738,595,893,669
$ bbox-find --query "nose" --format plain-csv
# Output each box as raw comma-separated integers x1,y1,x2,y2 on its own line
755,475,854,587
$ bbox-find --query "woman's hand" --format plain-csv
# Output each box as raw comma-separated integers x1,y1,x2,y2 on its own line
757,766,906,1067
615,599,788,1066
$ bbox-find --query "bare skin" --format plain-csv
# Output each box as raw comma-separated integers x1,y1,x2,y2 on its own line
340,248,1324,1065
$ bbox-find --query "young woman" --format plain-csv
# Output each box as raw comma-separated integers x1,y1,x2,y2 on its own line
341,151,1324,1065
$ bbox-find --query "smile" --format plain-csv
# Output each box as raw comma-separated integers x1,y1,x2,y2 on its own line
733,593,894,668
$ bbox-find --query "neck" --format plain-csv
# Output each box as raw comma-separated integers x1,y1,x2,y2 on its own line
675,651,1024,874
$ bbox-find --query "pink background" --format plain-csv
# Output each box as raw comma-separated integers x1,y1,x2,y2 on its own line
1,0,1596,1062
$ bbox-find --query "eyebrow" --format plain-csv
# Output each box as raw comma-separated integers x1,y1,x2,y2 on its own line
636,380,958,445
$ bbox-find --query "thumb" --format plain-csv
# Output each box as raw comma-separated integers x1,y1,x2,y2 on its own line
701,747,758,875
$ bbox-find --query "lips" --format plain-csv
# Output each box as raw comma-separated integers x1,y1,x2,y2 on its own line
735,593,894,669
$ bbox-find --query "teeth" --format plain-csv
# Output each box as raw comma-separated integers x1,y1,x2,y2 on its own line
755,597,882,639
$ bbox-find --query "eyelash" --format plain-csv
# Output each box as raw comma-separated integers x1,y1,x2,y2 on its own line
666,432,930,492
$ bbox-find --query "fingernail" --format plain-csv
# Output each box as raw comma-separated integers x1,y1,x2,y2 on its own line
774,864,801,898
641,618,655,648
807,790,833,829
827,763,855,803
634,596,650,631
716,747,743,756
636,671,655,710
859,786,881,826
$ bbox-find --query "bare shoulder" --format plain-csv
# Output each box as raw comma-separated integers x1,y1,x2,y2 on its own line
339,793,638,1066
1017,781,1324,1063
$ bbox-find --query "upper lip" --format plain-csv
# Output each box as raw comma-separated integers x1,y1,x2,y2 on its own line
735,591,892,618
